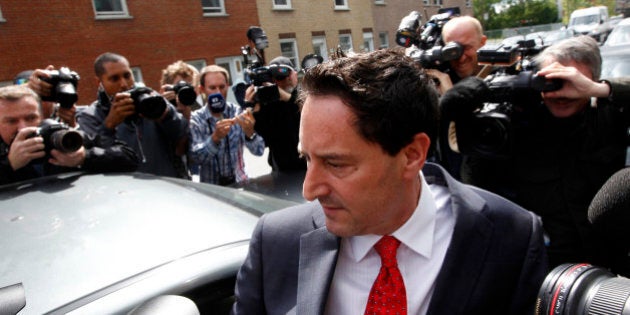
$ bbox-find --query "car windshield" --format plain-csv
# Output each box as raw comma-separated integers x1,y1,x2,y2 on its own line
570,14,599,26
601,54,630,79
605,25,630,46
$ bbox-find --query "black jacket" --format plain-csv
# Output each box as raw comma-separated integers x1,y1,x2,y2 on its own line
0,131,138,186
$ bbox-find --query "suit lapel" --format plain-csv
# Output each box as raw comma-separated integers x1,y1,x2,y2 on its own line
424,164,493,314
296,208,340,315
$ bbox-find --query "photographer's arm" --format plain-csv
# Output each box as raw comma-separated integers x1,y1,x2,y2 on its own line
104,92,135,130
188,117,220,164
537,62,611,99
80,133,139,173
27,66,54,97
425,69,454,95
8,127,46,171
48,147,85,168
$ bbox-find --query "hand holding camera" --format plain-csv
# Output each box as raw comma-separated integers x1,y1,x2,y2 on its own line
8,126,46,171
536,61,611,100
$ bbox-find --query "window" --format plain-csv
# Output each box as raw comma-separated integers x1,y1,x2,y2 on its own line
433,0,443,5
362,32,374,52
273,0,292,10
465,0,472,7
131,67,143,85
334,0,349,10
338,34,353,53
0,5,5,22
186,59,207,72
423,0,430,5
374,0,385,4
379,32,389,49
93,0,130,19
312,37,328,62
201,0,226,16
279,39,299,70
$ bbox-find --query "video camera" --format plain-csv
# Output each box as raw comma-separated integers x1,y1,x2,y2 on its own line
239,26,282,105
165,80,196,107
30,119,83,154
39,67,80,109
395,7,463,70
453,39,562,159
125,86,169,120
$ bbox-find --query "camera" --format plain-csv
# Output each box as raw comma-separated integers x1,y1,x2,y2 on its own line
454,40,563,159
166,80,196,106
125,86,168,120
239,26,288,105
30,119,83,154
39,67,80,109
396,7,463,70
536,263,630,315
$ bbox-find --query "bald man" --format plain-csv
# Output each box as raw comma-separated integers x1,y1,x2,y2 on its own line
426,16,488,94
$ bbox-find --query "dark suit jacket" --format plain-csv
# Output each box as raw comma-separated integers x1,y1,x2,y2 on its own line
231,163,548,315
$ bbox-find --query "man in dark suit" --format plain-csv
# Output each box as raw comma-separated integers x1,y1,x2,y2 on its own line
231,48,548,315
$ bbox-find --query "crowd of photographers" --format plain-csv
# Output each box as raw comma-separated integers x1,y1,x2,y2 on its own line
2,13,630,312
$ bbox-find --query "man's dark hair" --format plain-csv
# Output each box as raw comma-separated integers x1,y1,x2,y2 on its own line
94,52,129,78
299,48,439,156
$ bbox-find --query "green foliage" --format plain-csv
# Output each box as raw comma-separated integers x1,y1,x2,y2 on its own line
475,0,560,30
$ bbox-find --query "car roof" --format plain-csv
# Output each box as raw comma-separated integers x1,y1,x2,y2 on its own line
0,172,297,314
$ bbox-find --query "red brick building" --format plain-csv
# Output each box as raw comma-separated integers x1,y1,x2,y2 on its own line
0,1,260,104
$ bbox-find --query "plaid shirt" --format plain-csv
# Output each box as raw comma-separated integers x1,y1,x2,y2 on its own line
189,102,265,185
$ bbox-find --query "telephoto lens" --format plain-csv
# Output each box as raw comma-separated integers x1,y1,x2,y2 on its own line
536,263,630,315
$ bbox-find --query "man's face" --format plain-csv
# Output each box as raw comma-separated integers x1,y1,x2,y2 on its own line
0,96,41,145
99,61,134,97
200,72,229,99
275,70,298,93
443,24,486,78
299,95,413,237
541,60,592,118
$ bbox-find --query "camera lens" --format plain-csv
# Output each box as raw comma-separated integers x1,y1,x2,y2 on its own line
536,263,630,315
55,82,78,109
49,129,83,153
176,86,197,106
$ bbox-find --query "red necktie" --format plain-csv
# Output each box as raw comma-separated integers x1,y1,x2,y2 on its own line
364,235,407,315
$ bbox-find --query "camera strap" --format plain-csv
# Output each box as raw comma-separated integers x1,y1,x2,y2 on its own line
208,118,235,179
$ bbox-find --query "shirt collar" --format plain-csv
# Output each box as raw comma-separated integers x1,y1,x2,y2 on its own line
348,173,437,262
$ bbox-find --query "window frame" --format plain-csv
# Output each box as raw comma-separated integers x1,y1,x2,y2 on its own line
273,0,292,10
92,0,131,20
338,34,353,53
0,5,5,22
334,0,349,10
201,0,227,16
312,36,329,62
279,38,300,71
378,32,389,49
362,32,374,52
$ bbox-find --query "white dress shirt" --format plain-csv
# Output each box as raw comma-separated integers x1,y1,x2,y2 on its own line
324,173,455,315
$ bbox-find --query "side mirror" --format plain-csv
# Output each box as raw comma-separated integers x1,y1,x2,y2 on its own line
0,283,26,315
128,295,199,315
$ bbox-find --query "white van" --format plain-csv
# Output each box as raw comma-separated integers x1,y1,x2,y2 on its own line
568,6,611,43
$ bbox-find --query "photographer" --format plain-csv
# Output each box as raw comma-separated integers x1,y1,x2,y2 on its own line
159,60,201,121
0,85,138,185
76,52,189,179
159,60,201,179
243,56,306,172
189,65,265,185
425,16,488,95
442,36,630,268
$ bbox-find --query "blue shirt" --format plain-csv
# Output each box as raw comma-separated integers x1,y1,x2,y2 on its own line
189,102,265,184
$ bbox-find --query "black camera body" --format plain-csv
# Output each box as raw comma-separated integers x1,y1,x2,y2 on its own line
125,86,168,120
39,67,80,109
396,7,463,70
166,80,197,106
245,64,292,105
454,40,562,159
31,119,83,154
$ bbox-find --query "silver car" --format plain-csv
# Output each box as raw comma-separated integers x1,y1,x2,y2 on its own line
0,172,299,314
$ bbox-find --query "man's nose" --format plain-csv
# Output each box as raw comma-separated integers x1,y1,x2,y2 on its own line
302,162,329,201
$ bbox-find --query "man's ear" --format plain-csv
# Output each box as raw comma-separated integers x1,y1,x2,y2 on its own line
402,133,431,179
